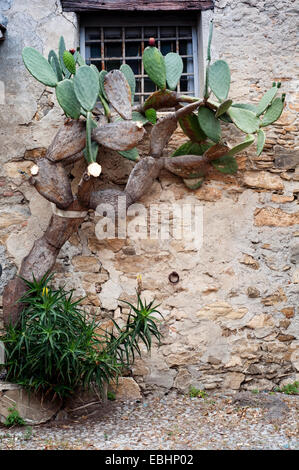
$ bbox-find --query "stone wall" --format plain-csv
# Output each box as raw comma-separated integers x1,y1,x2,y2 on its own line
0,0,298,394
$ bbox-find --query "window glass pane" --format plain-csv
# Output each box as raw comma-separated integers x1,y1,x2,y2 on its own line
105,43,122,57
90,45,100,58
179,40,191,56
106,60,122,71
160,41,176,55
179,26,192,37
144,27,157,38
144,78,156,93
126,59,141,75
180,78,188,92
180,77,194,93
135,79,141,94
126,42,140,57
183,57,194,74
104,28,121,39
160,26,176,38
90,60,101,71
125,27,141,39
86,28,100,41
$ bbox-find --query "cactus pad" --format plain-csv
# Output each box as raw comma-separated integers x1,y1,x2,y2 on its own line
58,36,71,79
83,140,99,165
63,51,76,75
171,141,212,158
215,99,233,118
228,107,260,134
231,103,257,113
98,70,108,100
179,113,207,142
73,65,99,112
143,46,166,90
48,50,63,82
119,147,140,162
211,155,238,174
226,134,255,157
84,112,98,163
143,90,178,110
55,79,81,119
183,177,205,190
165,52,183,90
197,107,221,143
22,47,58,87
256,129,266,156
93,121,145,151
255,87,277,116
260,97,284,127
145,108,157,125
120,64,136,104
104,70,132,120
74,51,86,66
208,60,231,102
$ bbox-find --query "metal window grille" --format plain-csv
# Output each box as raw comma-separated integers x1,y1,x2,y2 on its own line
82,24,199,104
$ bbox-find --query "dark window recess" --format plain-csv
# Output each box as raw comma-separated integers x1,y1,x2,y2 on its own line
84,25,197,104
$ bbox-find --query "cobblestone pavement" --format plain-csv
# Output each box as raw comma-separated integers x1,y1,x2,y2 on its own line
0,392,298,450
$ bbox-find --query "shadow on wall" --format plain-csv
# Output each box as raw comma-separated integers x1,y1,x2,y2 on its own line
0,13,8,41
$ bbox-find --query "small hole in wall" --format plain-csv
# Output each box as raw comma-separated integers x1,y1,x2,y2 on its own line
168,272,179,284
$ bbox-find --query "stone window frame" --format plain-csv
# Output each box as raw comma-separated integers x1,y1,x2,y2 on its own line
79,9,213,103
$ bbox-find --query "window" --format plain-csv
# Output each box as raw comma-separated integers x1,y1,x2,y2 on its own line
80,13,200,104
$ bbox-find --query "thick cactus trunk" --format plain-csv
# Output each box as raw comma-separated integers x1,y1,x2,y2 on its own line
3,211,86,327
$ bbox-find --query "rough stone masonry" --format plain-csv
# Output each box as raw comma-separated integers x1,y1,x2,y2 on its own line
0,0,298,394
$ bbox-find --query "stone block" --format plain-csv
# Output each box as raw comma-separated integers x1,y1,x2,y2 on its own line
109,377,141,401
243,171,284,191
0,381,61,425
254,207,299,227
72,256,101,273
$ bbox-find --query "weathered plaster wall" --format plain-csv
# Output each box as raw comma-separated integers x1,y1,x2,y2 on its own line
0,0,298,394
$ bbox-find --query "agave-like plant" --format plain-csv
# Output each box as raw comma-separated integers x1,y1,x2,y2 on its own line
0,273,163,398
3,22,285,326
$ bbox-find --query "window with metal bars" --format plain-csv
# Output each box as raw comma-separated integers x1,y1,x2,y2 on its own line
82,23,199,104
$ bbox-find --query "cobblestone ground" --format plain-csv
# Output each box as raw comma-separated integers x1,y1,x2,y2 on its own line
0,392,298,450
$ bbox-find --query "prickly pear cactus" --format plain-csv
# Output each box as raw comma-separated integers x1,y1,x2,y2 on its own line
21,24,286,186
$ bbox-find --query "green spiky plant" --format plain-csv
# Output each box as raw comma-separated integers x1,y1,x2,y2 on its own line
0,273,163,399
